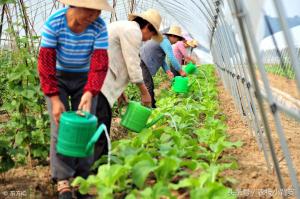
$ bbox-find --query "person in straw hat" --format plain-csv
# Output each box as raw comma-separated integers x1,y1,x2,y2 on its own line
169,33,197,76
140,25,187,108
37,0,112,198
186,39,199,57
95,9,162,162
186,39,200,65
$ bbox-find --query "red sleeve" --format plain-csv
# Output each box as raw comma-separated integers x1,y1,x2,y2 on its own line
84,49,109,96
38,47,58,96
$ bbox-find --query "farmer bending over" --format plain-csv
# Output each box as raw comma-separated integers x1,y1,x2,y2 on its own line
170,34,197,76
37,0,112,198
140,25,187,108
95,9,162,162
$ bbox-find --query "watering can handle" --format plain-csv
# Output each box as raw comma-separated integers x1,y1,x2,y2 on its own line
85,123,106,154
145,114,164,128
118,105,126,117
171,78,175,84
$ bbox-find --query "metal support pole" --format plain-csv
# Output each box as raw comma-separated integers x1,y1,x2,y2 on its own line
217,10,272,169
231,0,287,195
237,0,300,197
272,0,300,93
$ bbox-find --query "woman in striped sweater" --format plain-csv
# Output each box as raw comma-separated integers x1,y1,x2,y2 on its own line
37,0,112,198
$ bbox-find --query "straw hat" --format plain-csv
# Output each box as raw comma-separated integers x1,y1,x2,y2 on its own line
58,0,113,11
128,9,163,42
164,26,184,40
187,39,198,48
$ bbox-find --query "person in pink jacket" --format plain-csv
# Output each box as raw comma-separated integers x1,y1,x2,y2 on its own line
171,35,197,76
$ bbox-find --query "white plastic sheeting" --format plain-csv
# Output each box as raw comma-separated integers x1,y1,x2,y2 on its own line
102,0,214,62
0,0,215,62
1,0,300,47
242,0,265,39
260,25,300,50
2,0,299,63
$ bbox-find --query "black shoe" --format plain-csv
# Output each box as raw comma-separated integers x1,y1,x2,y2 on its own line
58,191,73,199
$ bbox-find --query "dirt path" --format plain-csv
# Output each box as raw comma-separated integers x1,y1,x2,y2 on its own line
218,74,299,198
265,73,299,100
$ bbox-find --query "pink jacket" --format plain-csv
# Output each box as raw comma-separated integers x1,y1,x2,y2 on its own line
172,41,188,65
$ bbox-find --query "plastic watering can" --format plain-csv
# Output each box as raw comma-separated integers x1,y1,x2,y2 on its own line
171,76,196,94
183,62,197,74
120,101,164,133
56,111,106,158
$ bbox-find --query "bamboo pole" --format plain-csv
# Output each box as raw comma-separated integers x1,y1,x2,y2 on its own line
0,4,6,45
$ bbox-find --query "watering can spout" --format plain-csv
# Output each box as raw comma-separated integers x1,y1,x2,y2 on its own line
145,114,164,128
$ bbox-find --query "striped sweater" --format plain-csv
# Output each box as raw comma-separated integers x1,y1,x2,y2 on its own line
38,8,109,96
41,7,108,72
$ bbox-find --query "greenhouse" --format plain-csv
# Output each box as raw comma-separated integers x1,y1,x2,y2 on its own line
0,0,300,198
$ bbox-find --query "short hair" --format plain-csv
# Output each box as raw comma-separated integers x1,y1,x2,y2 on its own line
133,17,157,34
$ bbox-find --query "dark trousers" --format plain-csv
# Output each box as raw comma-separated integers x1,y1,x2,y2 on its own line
140,61,156,108
171,66,180,77
94,92,112,162
47,70,97,181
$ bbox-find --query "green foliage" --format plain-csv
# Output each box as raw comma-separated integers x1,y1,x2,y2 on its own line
0,36,49,172
0,0,16,5
73,65,241,198
265,64,295,79
124,83,140,102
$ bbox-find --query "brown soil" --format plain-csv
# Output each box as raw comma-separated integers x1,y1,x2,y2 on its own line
0,113,128,199
218,73,300,199
265,72,299,100
0,112,9,124
0,166,54,198
110,116,129,141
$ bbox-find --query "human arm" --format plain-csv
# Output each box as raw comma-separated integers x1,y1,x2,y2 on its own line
38,47,66,125
117,92,128,107
38,20,66,125
177,42,196,64
162,60,174,79
136,83,151,107
119,26,151,106
79,49,109,112
160,39,186,76
79,21,109,112
184,56,196,64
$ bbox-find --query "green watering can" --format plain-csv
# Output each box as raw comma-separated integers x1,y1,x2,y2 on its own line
183,62,197,74
172,76,195,94
56,111,106,158
120,101,164,133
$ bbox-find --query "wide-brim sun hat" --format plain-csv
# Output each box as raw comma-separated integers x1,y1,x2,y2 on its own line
164,25,184,41
58,0,113,11
128,9,163,42
182,33,195,47
187,39,198,48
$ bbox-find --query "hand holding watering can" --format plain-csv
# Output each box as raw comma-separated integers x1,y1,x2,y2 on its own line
183,62,198,75
56,111,106,158
171,76,196,94
120,101,164,133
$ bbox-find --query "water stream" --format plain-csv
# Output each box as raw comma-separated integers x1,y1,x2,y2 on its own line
164,113,178,132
